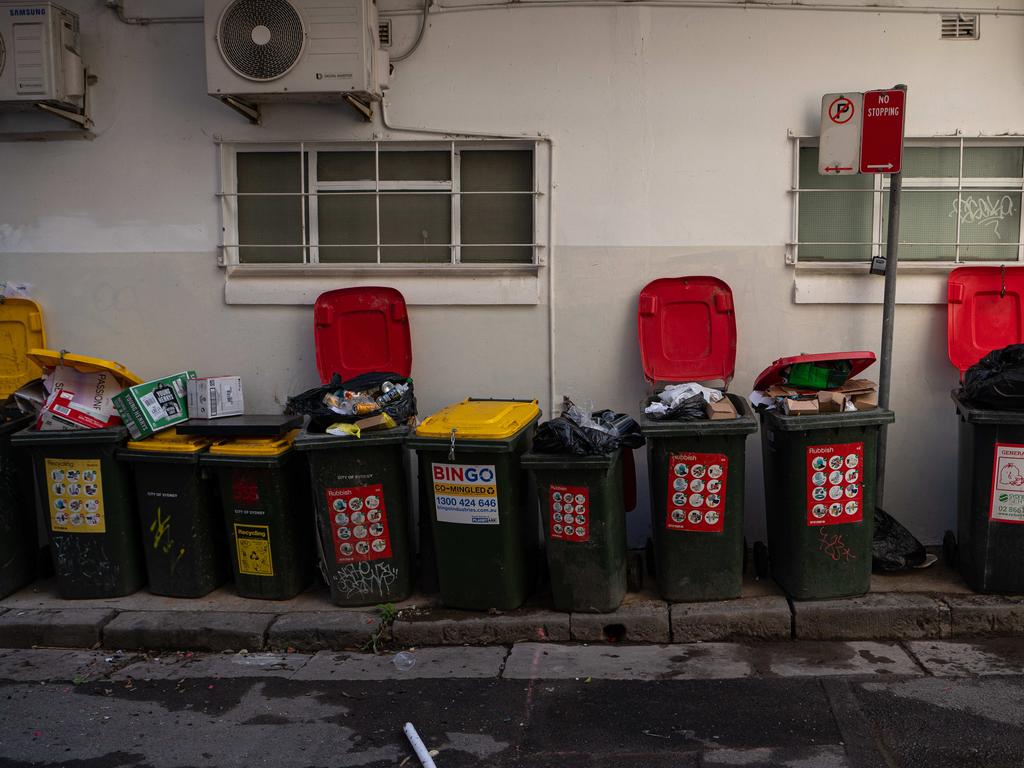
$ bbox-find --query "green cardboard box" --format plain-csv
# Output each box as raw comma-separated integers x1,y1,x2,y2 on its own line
112,371,196,439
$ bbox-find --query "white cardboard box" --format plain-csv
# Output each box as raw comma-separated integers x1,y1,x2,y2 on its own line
187,376,244,419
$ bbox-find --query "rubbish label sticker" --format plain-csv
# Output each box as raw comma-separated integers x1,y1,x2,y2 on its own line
431,463,499,525
665,452,727,533
806,442,864,526
46,458,105,533
234,523,274,576
549,484,589,542
327,484,393,562
989,443,1024,523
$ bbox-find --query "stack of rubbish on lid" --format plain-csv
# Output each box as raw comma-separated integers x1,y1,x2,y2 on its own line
643,382,738,421
285,372,416,438
749,358,878,417
533,398,645,455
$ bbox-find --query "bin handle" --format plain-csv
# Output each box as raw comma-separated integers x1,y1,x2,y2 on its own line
448,428,457,461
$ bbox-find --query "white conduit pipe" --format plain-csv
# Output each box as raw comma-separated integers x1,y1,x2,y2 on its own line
383,0,1024,15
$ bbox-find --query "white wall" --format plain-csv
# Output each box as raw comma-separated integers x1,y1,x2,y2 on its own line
3,0,1023,546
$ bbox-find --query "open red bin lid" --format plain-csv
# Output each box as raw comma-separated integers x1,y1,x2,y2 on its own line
947,267,1024,377
752,351,876,391
313,287,412,383
637,276,737,387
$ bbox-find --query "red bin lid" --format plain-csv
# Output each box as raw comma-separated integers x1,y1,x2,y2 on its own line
637,276,737,387
752,351,876,392
313,287,412,383
947,266,1024,377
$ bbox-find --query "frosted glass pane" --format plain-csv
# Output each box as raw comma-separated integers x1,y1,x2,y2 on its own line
380,193,451,263
318,193,376,263
237,152,304,264
903,147,958,178
379,151,450,181
462,150,532,191
881,190,957,261
963,147,1023,178
958,191,1021,262
318,152,375,182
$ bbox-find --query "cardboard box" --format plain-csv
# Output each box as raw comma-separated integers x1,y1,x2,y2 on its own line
41,389,116,430
817,391,849,414
187,376,244,420
113,371,196,440
784,398,819,416
354,413,397,432
705,397,738,420
767,384,800,398
46,365,123,422
839,379,877,396
853,390,879,411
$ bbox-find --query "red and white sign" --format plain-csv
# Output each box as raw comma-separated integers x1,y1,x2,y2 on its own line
859,89,905,175
819,92,864,176
327,484,393,563
806,443,864,526
665,452,727,533
549,484,589,542
989,443,1024,523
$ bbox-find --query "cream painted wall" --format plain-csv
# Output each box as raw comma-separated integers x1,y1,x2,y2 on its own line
2,0,1021,545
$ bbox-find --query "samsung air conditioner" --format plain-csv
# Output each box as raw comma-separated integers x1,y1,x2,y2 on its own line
0,2,84,109
206,0,389,114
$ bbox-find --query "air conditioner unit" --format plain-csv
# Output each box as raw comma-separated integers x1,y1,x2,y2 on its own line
0,2,84,109
205,0,389,106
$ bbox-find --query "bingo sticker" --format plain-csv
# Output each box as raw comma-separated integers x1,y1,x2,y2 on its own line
666,452,728,533
805,443,864,526
326,484,393,563
549,484,589,542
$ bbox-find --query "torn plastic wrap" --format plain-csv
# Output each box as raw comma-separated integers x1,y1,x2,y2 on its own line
962,343,1024,410
643,392,708,421
286,372,417,433
872,506,927,571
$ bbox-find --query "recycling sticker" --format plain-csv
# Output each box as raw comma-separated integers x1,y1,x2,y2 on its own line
989,443,1024,523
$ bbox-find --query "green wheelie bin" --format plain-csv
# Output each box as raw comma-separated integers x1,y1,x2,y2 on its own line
408,398,541,611
200,431,314,600
521,448,629,612
14,425,147,599
295,428,415,605
638,277,758,602
755,353,895,600
945,266,1024,592
119,431,227,598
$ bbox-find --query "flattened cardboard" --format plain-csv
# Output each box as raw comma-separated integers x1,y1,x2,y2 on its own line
853,390,879,411
817,391,849,413
705,397,738,420
784,398,819,416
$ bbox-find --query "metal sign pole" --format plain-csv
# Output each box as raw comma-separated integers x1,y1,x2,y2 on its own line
875,170,902,505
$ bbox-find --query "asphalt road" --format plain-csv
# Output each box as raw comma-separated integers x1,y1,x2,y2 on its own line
0,641,1023,768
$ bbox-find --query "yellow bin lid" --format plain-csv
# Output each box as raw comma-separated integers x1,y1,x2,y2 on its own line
0,298,46,399
416,399,540,440
126,430,211,454
207,430,299,458
27,348,143,388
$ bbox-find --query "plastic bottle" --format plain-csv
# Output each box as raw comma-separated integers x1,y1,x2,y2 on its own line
393,651,417,671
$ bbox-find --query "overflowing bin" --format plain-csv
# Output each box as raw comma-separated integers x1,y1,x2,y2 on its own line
119,431,227,598
755,353,894,600
293,287,415,606
408,398,541,611
13,351,146,599
638,277,758,602
946,267,1024,593
200,431,314,600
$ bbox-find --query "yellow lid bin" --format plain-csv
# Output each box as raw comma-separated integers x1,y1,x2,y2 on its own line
26,348,144,388
126,430,211,454
207,430,299,458
416,399,541,441
0,299,46,399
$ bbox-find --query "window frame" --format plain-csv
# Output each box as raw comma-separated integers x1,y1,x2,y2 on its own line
217,139,544,273
788,135,1024,268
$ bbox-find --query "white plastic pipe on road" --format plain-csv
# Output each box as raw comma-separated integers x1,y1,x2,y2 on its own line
403,722,438,768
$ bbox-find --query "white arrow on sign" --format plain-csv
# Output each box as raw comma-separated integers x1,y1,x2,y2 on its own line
866,163,894,170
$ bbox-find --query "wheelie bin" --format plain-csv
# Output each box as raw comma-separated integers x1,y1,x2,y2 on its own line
0,297,46,598
293,287,415,606
118,431,227,597
756,352,894,600
946,266,1024,592
407,398,541,611
200,431,314,600
521,448,630,612
12,350,147,599
638,277,758,602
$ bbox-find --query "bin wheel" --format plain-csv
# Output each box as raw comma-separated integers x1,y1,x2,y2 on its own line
943,530,958,569
626,551,644,593
753,541,770,580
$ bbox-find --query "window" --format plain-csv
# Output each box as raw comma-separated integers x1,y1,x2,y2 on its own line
220,141,540,268
790,139,1024,265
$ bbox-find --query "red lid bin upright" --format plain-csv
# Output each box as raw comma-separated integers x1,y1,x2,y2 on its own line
292,287,416,606
946,267,1024,593
637,277,758,602
755,351,893,600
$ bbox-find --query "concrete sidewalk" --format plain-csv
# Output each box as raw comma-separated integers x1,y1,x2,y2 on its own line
0,558,1021,652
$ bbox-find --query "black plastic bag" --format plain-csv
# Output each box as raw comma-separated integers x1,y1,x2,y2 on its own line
872,506,927,571
643,393,707,421
286,371,417,434
963,343,1024,410
532,407,645,456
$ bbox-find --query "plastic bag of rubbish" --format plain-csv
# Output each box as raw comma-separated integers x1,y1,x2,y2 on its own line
962,344,1024,410
533,401,645,456
643,392,707,421
872,507,927,571
286,372,417,433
